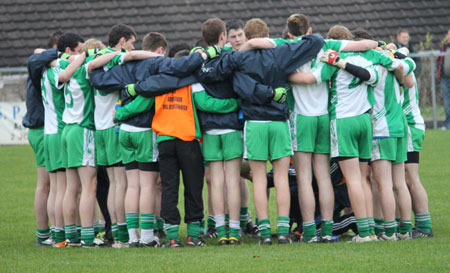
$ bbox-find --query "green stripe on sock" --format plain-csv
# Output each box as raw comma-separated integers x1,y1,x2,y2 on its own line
399,220,412,234
257,219,271,238
187,221,201,240
277,216,290,235
165,224,179,241
321,220,334,237
384,220,397,236
374,218,384,236
356,218,370,238
141,213,155,230
303,221,316,241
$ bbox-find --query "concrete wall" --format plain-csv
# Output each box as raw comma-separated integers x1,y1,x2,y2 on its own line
0,74,27,102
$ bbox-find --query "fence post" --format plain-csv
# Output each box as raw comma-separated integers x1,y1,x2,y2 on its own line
430,54,437,129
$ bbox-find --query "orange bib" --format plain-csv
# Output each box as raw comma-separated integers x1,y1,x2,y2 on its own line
152,85,196,141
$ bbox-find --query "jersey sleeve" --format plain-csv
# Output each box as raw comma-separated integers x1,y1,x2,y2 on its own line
192,83,239,113
232,72,273,105
365,65,380,87
324,39,347,52
401,57,416,75
115,95,155,121
372,50,399,71
53,59,69,89
105,52,126,70
312,62,337,84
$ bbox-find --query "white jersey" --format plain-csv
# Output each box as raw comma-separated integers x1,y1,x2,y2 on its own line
292,39,348,116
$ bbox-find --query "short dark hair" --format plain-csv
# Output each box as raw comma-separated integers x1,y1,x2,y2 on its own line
57,33,84,52
168,43,191,58
194,39,208,49
174,49,190,58
47,30,63,48
108,24,137,47
352,28,374,40
226,19,244,33
142,32,168,52
202,18,226,46
397,28,409,36
287,14,310,36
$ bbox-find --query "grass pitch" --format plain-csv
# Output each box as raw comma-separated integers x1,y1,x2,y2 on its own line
0,130,449,272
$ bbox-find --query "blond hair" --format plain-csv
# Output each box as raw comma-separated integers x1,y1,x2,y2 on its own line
327,25,353,40
244,18,269,39
80,38,106,52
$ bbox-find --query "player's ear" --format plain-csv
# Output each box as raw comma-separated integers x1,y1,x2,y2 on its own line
307,27,312,35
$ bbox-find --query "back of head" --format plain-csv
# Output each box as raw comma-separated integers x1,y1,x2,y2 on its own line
174,49,190,58
194,39,208,49
226,19,244,33
244,18,269,39
351,28,374,41
81,38,106,52
287,13,310,37
282,26,290,40
202,18,226,46
48,30,63,49
108,24,137,47
57,33,84,52
142,32,168,53
168,42,191,58
327,25,353,40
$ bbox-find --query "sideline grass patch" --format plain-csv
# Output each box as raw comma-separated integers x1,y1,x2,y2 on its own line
0,130,449,272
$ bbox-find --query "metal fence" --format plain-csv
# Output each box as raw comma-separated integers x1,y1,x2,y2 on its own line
1,51,450,128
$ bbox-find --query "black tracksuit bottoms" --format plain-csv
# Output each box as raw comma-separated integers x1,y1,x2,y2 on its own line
158,139,204,225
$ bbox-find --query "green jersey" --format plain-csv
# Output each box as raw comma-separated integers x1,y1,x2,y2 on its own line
61,55,96,130
401,58,425,130
41,58,68,134
272,37,348,116
312,49,400,120
90,47,126,130
371,64,405,137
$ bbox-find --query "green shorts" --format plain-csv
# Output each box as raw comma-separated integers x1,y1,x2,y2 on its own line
28,127,45,167
371,136,407,163
330,113,372,159
407,125,425,152
61,124,95,168
95,127,122,166
290,113,330,153
119,129,158,164
44,133,64,171
202,131,243,161
244,120,293,161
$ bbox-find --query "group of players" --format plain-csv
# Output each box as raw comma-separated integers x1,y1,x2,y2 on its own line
25,13,433,248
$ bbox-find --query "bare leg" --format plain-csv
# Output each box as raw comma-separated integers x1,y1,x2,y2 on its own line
55,170,67,229
139,170,158,214
47,172,57,229
224,158,241,223
63,168,81,226
338,158,367,219
154,174,162,219
78,166,97,228
249,160,269,220
360,161,373,219
114,166,127,223
106,167,117,224
35,166,50,229
313,153,334,221
210,161,225,217
272,156,290,217
294,152,315,222
405,163,429,214
392,162,412,222
371,160,395,222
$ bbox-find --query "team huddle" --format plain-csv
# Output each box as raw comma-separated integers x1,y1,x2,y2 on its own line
26,13,433,248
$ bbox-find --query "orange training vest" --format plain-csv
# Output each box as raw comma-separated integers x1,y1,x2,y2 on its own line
152,85,196,141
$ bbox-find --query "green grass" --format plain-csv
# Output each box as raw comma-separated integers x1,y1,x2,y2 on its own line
1,130,449,272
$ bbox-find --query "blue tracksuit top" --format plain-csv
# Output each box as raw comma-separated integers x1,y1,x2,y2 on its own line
197,34,324,121
89,53,202,128
24,48,58,128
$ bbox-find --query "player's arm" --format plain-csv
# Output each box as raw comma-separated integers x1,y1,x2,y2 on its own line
403,73,415,89
232,72,286,104
87,52,120,73
114,95,154,122
132,74,198,98
341,39,378,52
239,38,276,51
191,83,239,113
27,48,58,90
320,49,372,82
150,52,207,76
58,53,87,83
